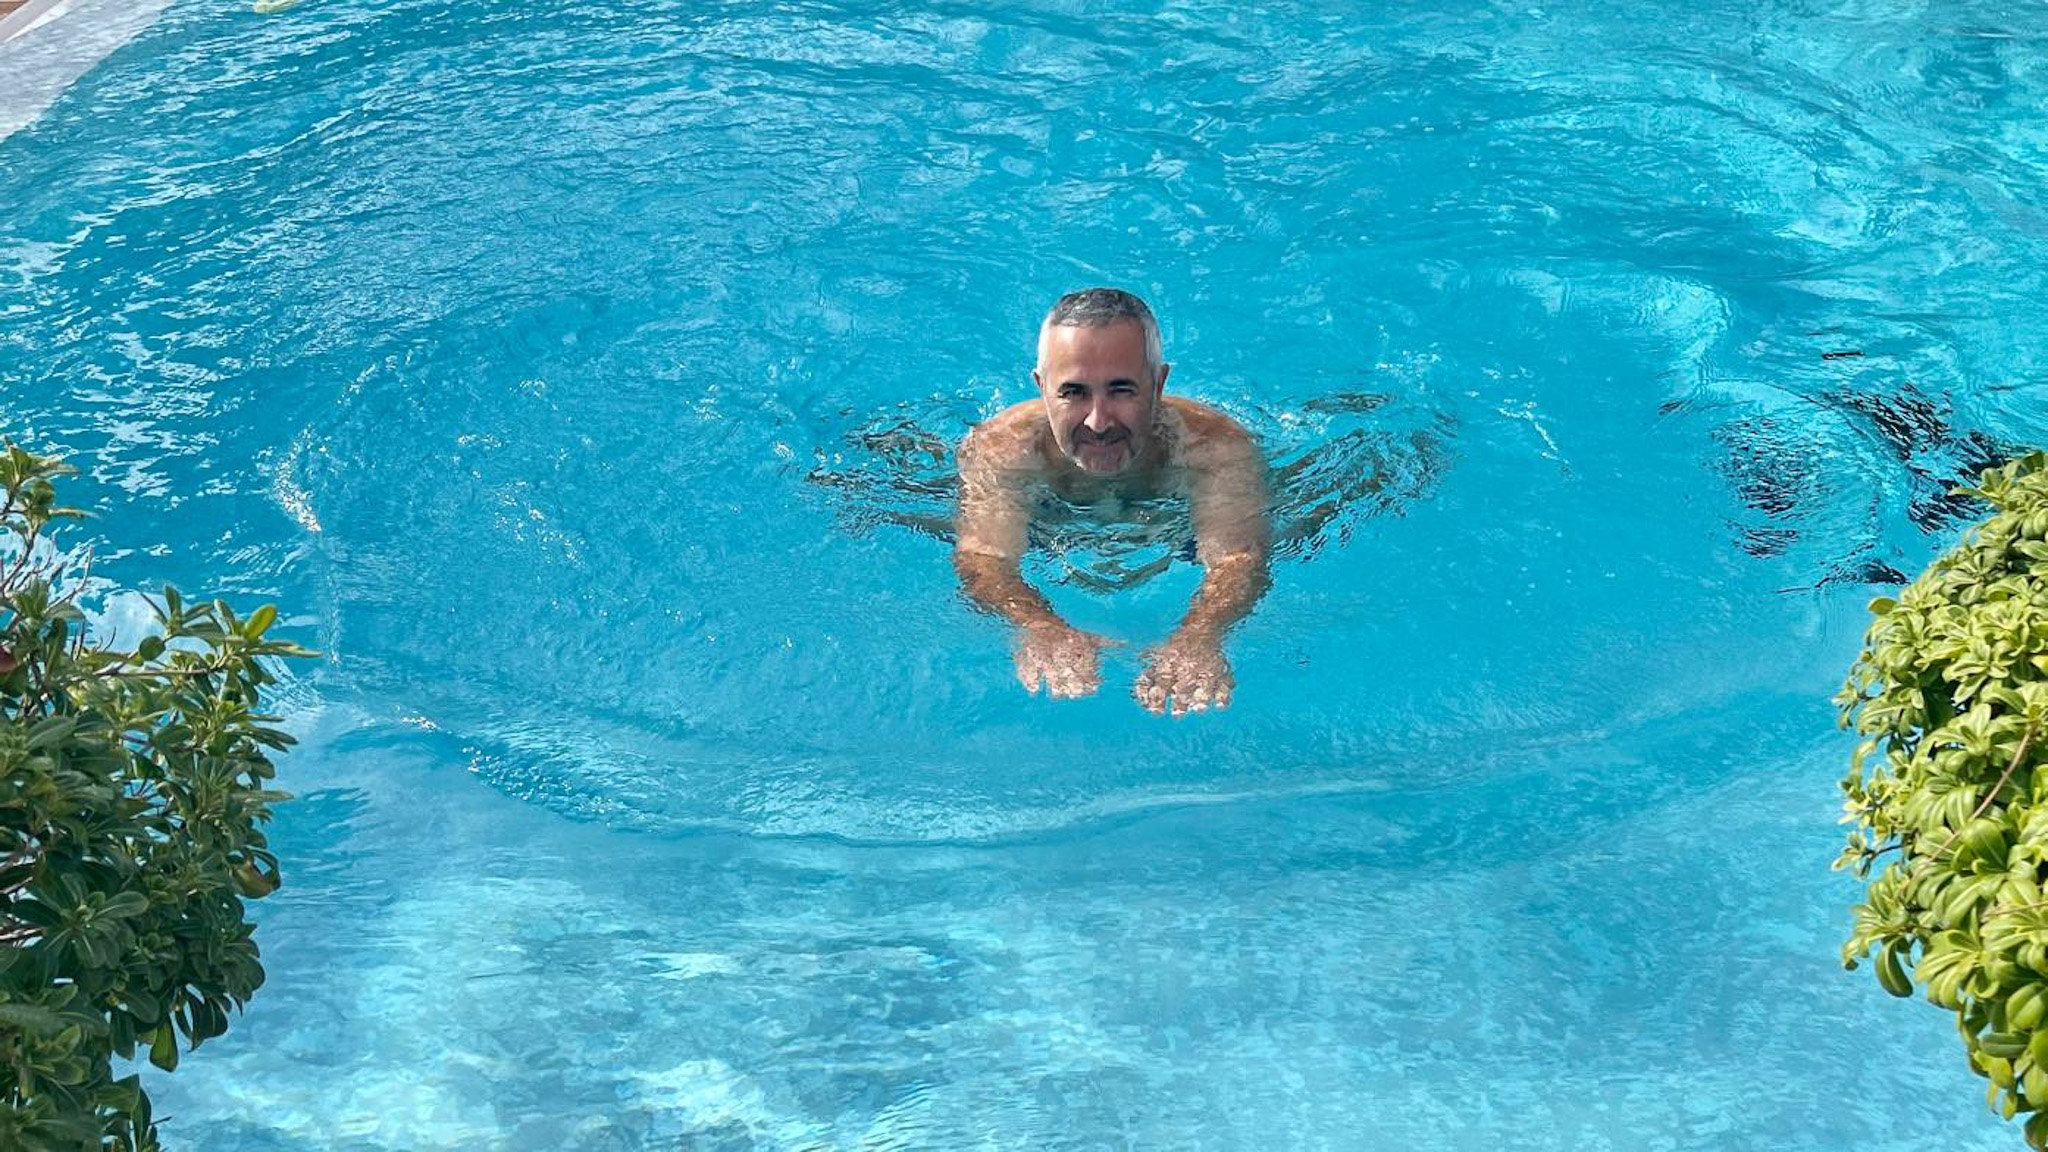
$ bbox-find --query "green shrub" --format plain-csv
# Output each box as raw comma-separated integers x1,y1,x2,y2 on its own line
0,446,311,1150
1839,450,2048,1146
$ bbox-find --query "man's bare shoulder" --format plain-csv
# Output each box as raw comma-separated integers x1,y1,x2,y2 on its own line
1164,396,1261,468
959,400,1049,472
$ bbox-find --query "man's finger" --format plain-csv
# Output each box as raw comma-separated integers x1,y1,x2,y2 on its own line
1073,658,1099,694
1052,663,1087,698
1134,670,1165,713
1183,675,1226,716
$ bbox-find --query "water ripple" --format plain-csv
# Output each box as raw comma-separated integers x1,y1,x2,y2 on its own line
3,0,2048,844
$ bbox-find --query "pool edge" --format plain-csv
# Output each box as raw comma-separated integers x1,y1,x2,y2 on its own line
0,0,175,144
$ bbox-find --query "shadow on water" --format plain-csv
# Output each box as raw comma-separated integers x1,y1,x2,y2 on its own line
1691,379,2031,592
804,387,1456,592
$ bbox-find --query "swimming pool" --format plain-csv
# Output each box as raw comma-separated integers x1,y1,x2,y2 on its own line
5,0,2048,1146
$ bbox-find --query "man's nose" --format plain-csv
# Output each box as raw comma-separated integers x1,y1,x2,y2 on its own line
1084,401,1113,432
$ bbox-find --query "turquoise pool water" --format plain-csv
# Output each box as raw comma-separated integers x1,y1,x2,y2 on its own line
6,0,2048,1146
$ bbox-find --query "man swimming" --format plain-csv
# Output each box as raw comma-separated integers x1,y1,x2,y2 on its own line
954,288,1272,716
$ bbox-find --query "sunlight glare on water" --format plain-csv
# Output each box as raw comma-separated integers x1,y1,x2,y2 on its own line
3,0,2048,1146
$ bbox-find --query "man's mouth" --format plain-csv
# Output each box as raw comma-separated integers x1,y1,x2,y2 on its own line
1074,432,1128,472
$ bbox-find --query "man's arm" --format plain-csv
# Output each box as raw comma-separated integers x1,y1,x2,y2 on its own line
1136,428,1271,715
1177,434,1273,641
954,424,1114,698
953,425,1050,623
954,551,1063,629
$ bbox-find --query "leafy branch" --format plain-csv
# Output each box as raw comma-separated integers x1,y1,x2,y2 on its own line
0,444,314,1151
1837,450,2048,1146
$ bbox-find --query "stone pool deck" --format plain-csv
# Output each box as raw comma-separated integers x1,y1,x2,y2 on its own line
1,0,176,141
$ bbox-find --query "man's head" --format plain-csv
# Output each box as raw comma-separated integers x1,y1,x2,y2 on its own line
1033,287,1170,477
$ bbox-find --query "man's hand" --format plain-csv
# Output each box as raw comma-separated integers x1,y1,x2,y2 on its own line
1135,635,1234,716
1015,624,1117,699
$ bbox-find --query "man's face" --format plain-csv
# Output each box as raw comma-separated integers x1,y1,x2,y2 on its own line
1033,319,1168,477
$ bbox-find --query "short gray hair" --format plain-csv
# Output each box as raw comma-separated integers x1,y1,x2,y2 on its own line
1037,287,1164,373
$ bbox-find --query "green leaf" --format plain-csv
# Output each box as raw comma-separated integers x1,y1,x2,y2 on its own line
0,1003,71,1036
1983,1033,2029,1060
2026,1108,2048,1148
1878,942,1913,997
148,1027,178,1073
99,891,149,920
25,715,78,750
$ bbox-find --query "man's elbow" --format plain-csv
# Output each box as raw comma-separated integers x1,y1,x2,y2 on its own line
953,546,1012,590
1243,557,1274,598
1206,550,1272,596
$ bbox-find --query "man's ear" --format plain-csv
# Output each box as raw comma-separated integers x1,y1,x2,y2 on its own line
1156,363,1171,394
